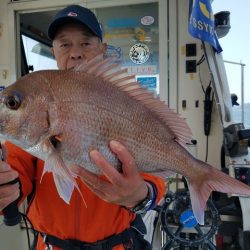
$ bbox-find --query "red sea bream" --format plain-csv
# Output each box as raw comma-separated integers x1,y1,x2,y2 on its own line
0,55,250,224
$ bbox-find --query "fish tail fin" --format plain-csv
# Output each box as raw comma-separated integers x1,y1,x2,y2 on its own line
42,151,86,207
188,161,250,225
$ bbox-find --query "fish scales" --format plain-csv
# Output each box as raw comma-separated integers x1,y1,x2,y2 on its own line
44,70,175,172
49,99,171,174
1,56,250,225
49,71,174,144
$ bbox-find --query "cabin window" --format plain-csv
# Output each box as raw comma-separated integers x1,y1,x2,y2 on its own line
19,2,162,95
21,34,57,74
96,2,159,94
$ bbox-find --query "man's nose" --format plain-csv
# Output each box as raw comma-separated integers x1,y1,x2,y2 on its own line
70,53,82,60
70,47,84,60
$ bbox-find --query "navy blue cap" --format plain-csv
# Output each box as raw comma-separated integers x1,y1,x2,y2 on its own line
48,5,102,41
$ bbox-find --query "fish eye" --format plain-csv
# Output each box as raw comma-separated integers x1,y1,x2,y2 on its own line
5,95,21,110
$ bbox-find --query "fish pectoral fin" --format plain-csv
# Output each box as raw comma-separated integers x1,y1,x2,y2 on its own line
41,137,65,174
42,151,85,205
53,173,75,204
42,150,67,180
42,152,75,203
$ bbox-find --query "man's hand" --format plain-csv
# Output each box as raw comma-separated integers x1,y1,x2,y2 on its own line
0,161,19,211
71,140,148,208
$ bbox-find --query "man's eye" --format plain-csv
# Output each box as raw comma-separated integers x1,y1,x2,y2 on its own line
60,43,69,48
81,43,91,47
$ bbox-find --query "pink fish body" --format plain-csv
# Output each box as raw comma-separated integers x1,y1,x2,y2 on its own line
0,55,250,224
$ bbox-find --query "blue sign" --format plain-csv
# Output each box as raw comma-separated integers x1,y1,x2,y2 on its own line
108,18,139,28
188,0,222,53
180,210,198,228
137,76,157,90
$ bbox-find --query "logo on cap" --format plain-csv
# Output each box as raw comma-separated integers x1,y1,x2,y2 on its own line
67,12,78,17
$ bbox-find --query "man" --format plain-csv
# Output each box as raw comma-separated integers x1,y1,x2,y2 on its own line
0,5,165,250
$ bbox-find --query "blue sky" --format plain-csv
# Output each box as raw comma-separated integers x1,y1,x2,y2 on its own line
213,0,250,103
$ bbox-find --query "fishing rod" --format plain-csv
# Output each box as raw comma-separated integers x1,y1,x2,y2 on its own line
0,143,21,226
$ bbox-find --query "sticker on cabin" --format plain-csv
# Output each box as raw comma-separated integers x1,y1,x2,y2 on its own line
105,45,122,63
122,65,157,75
129,43,150,64
141,16,154,25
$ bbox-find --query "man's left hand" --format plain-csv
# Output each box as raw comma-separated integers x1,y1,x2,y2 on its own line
70,140,148,208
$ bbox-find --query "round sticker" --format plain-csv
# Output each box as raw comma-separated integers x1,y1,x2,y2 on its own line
129,43,150,64
141,16,154,25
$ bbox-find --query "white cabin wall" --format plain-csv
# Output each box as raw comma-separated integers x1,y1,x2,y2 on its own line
0,1,12,87
175,0,223,169
0,1,34,249
0,1,24,249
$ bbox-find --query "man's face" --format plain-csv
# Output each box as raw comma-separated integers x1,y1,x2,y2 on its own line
52,23,106,70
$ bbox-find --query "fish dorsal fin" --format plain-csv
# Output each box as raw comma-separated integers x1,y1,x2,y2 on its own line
74,55,192,144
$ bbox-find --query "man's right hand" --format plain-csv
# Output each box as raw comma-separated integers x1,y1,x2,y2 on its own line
0,161,19,211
